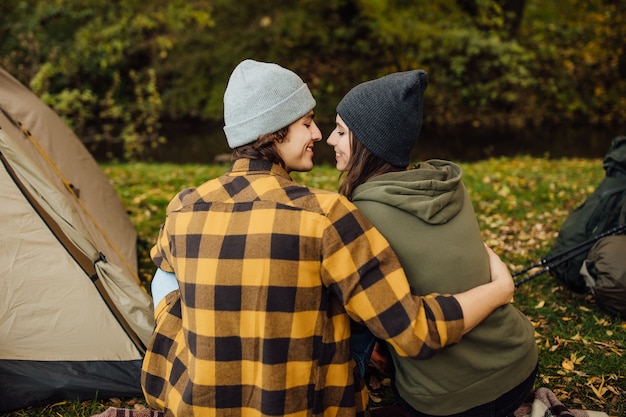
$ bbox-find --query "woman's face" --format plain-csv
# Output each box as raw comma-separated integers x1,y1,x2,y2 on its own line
326,114,352,172
276,111,322,173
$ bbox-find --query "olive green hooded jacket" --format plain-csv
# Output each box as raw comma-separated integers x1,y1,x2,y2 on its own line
352,159,538,415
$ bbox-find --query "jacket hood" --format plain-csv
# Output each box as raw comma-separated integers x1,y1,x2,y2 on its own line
351,159,464,225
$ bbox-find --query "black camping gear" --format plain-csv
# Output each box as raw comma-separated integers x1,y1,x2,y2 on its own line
513,136,626,316
513,223,626,288
543,136,626,292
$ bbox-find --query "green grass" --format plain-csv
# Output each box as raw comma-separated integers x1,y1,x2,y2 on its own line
3,156,624,417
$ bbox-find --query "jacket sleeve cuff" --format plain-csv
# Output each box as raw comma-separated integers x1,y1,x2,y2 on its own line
433,294,464,345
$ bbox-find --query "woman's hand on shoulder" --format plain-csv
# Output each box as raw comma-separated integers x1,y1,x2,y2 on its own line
484,244,515,306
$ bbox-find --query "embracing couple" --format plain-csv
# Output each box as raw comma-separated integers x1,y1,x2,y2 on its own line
141,59,538,417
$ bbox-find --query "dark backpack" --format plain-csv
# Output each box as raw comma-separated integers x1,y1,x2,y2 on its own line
548,136,626,293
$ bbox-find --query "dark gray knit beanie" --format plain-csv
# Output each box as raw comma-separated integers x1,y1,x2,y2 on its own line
337,70,428,168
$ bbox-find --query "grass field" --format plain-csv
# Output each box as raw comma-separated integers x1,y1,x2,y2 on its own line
2,156,624,417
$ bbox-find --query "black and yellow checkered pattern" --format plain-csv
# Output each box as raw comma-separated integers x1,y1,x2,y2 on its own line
141,159,464,416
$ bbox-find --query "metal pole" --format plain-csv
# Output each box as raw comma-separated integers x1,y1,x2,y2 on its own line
513,223,626,287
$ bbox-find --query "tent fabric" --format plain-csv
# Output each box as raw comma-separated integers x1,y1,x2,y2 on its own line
0,68,155,412
0,67,138,279
1,360,144,411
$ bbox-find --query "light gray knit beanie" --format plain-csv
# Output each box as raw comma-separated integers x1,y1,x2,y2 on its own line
337,70,428,168
223,59,316,149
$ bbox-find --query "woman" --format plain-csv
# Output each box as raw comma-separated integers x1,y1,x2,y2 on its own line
327,69,538,417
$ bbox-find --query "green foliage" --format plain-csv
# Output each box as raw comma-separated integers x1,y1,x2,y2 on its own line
1,0,213,160
1,0,625,159
415,28,537,127
522,0,626,126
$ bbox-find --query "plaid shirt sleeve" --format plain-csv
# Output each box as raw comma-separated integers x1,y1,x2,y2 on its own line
318,194,464,358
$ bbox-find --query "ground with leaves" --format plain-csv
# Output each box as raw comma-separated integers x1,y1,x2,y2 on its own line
2,157,624,417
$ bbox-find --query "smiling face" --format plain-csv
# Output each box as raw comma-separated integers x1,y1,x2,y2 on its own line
326,114,352,172
275,111,322,173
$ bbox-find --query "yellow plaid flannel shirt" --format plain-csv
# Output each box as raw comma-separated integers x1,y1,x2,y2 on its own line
141,159,464,416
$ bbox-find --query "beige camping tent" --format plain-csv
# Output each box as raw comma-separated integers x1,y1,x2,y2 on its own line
0,68,154,412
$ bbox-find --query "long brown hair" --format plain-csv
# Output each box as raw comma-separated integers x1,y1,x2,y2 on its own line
338,133,403,199
231,127,289,168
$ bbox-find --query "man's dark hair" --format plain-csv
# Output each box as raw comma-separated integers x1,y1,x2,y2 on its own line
232,126,289,169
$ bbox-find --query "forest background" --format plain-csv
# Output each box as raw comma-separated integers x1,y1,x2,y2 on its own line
1,0,625,161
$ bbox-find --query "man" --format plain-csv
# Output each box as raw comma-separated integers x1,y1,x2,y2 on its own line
141,59,514,416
